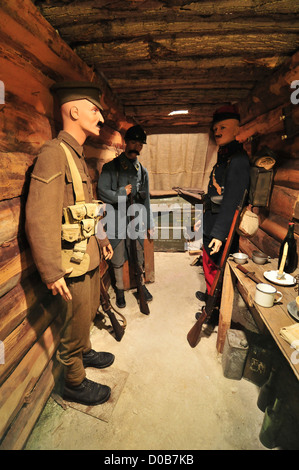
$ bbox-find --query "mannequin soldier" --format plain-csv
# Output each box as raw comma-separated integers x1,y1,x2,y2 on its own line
26,81,114,406
98,125,154,309
196,105,250,324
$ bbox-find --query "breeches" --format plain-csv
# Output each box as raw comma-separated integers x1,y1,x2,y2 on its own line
202,247,218,294
57,267,101,386
111,239,144,289
202,231,239,293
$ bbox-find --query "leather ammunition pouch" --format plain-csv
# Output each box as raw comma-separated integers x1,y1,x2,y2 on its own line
60,142,103,277
203,195,223,214
210,195,223,214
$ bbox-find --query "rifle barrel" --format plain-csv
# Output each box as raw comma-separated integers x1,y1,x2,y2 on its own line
129,193,150,315
100,278,126,341
186,189,248,347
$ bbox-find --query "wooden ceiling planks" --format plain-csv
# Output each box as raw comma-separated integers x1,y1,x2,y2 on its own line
35,0,299,132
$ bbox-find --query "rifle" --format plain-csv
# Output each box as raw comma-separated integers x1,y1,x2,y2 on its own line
129,193,150,315
187,189,247,348
100,277,127,341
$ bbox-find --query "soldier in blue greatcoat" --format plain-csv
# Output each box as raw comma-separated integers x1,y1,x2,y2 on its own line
98,125,154,309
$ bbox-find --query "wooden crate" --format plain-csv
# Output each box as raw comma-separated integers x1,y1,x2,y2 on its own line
150,195,198,252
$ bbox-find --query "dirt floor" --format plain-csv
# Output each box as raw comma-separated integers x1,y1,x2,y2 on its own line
25,252,267,451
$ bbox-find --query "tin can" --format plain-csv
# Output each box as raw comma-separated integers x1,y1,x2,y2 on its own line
222,329,249,380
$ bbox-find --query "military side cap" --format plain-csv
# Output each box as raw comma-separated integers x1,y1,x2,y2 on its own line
212,104,240,125
50,81,103,110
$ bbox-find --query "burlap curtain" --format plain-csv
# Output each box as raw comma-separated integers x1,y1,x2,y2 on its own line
140,133,217,193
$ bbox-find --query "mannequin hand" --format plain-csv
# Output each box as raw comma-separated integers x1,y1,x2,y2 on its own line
193,220,201,232
148,227,155,238
208,238,222,255
103,243,113,260
46,268,73,301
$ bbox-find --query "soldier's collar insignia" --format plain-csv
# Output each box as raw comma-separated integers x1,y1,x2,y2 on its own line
119,155,129,170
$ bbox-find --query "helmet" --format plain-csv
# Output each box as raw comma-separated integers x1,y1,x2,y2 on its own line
124,125,147,144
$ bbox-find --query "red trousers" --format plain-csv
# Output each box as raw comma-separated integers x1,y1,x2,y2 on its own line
202,247,218,294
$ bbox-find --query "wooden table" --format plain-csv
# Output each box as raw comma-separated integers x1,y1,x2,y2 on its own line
216,257,299,380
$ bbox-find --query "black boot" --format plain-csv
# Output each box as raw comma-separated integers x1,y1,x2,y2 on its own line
115,288,126,308
83,349,115,369
63,378,111,406
195,290,207,302
142,285,153,302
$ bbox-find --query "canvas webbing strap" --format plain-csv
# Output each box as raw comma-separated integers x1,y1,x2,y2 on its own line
60,142,87,263
60,142,85,204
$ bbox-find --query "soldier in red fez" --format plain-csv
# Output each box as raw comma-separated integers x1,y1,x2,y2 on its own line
195,105,250,326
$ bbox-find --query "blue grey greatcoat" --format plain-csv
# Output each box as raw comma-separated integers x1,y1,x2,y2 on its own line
97,152,153,250
203,140,250,265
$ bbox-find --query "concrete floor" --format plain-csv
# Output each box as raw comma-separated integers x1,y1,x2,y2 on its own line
25,252,267,451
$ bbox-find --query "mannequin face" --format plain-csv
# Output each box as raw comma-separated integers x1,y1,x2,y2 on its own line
125,139,143,159
72,99,104,137
62,99,104,138
61,99,104,145
212,118,240,146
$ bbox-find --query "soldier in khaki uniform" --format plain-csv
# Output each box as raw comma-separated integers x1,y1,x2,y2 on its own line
26,81,114,406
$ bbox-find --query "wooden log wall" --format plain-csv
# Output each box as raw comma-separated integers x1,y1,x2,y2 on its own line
0,0,130,450
237,50,299,262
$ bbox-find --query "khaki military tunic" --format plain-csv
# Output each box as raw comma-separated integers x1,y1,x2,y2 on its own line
26,130,109,284
25,130,110,386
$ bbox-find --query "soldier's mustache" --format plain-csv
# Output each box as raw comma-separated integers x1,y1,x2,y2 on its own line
97,121,104,129
128,149,140,156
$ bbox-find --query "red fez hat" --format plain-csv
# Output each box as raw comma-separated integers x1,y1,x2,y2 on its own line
212,104,240,125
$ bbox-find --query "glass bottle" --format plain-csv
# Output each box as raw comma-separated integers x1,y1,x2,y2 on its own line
259,398,283,449
277,222,298,274
257,367,277,412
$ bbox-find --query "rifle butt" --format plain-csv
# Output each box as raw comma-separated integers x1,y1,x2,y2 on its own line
187,308,208,347
106,308,125,341
137,285,150,315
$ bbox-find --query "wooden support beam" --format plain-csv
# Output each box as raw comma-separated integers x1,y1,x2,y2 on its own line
0,245,35,298
57,18,299,45
0,359,62,450
76,34,299,65
0,155,35,201
0,273,47,341
217,262,235,353
0,293,61,385
38,0,299,27
0,318,62,440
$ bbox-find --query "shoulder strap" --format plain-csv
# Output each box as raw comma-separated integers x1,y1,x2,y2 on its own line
60,142,85,204
113,155,121,189
220,157,232,187
139,162,145,186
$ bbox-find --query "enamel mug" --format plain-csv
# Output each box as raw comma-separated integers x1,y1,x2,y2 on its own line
254,283,283,308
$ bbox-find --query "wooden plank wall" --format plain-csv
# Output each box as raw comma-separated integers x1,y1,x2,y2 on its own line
1,0,298,451
237,50,299,261
0,0,129,450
